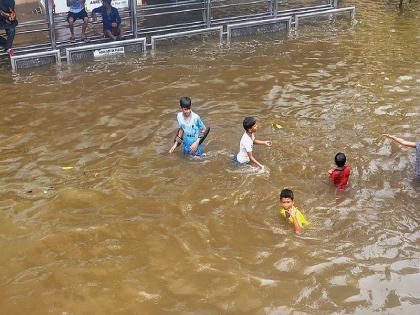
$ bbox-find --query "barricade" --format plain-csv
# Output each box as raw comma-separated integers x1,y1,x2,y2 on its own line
66,37,147,63
150,26,223,50
10,49,60,71
295,6,356,29
227,16,292,42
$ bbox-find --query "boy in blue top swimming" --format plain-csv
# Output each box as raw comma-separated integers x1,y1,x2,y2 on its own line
169,97,209,156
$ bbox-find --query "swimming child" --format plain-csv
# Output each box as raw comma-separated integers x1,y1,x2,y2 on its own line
383,134,419,178
328,152,351,190
169,97,209,156
233,117,272,169
279,188,309,235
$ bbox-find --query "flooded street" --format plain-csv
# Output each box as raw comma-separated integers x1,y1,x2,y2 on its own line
0,0,419,314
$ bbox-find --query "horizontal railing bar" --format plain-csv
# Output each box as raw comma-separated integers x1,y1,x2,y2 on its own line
15,20,48,28
212,0,269,9
296,6,355,18
212,12,270,23
139,7,205,17
295,6,355,29
151,26,223,50
137,0,201,11
138,21,206,34
13,28,49,34
277,4,334,15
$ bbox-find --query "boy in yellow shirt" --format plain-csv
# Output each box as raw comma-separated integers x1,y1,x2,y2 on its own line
279,189,309,235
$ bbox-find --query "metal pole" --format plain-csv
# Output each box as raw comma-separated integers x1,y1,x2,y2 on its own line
268,0,272,16
274,0,278,17
130,0,138,38
45,0,56,50
206,0,211,28
333,0,338,8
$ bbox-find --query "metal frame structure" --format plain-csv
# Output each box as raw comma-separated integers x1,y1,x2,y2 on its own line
294,6,356,29
66,37,147,63
3,0,356,69
226,16,292,42
150,26,223,50
10,49,60,71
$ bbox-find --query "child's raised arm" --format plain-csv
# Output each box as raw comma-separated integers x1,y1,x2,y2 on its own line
383,134,416,148
254,139,272,147
288,208,304,235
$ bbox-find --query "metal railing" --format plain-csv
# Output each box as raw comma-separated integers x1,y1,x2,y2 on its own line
2,0,356,69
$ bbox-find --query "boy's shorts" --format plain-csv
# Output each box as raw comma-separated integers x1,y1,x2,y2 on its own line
231,154,240,165
183,144,203,156
67,9,88,22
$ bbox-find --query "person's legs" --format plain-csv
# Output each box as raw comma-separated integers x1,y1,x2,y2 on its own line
81,16,88,40
0,22,8,48
104,29,116,41
0,34,6,48
115,25,123,40
111,26,120,40
67,14,75,41
4,26,16,50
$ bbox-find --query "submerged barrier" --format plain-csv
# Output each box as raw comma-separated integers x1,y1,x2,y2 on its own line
10,49,60,71
3,0,356,70
226,16,292,42
150,26,223,50
294,6,356,29
66,37,147,63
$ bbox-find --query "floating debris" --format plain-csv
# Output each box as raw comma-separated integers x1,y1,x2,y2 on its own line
61,166,74,170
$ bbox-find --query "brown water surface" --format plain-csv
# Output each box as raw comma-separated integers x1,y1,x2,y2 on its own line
0,1,419,314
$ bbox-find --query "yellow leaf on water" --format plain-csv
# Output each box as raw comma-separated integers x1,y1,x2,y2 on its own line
61,166,74,170
273,123,283,129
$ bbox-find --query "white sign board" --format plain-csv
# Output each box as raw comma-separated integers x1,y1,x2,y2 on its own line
86,0,128,12
93,46,125,57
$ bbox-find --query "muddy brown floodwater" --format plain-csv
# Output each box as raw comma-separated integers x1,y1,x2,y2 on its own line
0,0,419,314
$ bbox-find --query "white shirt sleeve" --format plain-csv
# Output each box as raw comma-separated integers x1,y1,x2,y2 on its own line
244,136,253,152
176,112,182,128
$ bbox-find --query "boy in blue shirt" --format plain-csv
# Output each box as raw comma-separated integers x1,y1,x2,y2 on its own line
169,97,208,156
92,0,122,41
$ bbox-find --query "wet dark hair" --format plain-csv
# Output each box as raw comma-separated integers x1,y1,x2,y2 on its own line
103,0,111,5
280,188,294,200
243,117,256,131
180,97,191,109
335,152,347,168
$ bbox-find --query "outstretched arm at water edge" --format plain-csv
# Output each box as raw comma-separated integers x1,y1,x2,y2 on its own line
254,139,272,147
247,151,264,169
383,134,416,148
